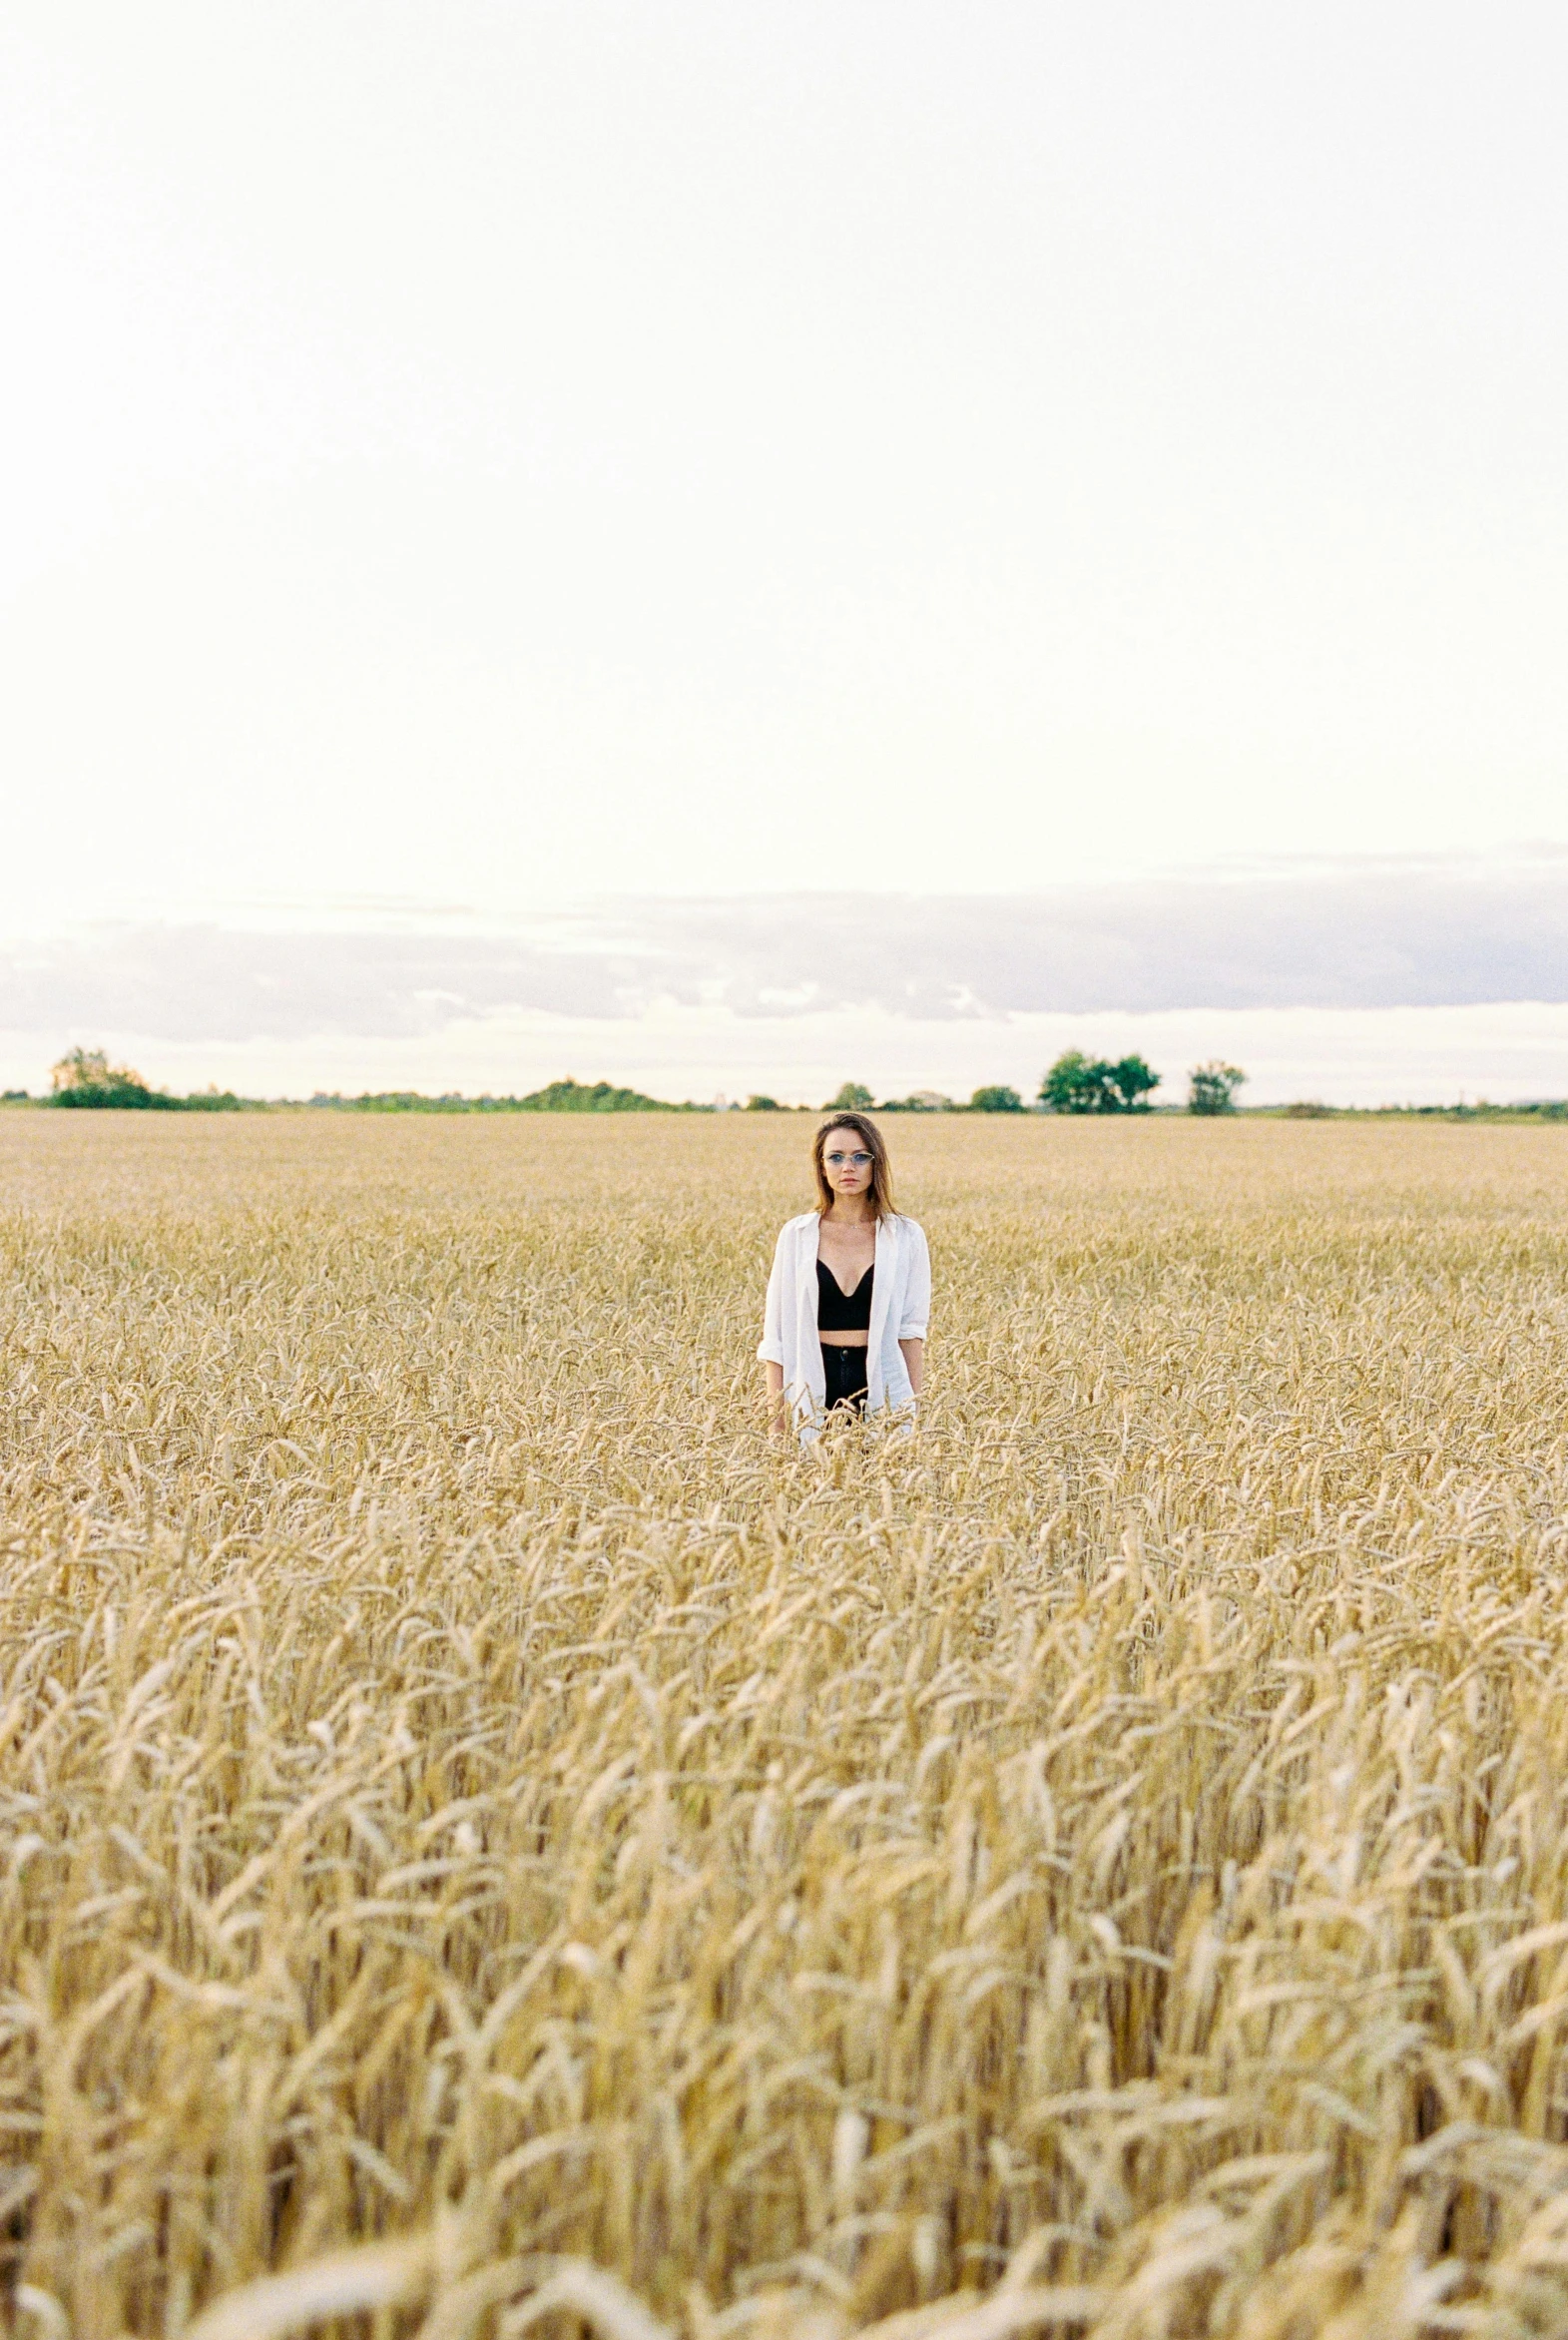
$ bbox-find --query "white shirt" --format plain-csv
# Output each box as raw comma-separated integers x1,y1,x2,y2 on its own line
758,1212,931,1436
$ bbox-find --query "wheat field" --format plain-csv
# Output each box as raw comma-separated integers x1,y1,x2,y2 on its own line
4,1109,1568,2339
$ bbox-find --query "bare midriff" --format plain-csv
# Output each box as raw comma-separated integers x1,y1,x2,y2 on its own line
819,1330,869,1347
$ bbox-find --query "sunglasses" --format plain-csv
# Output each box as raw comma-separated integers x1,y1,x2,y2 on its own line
824,1150,873,1167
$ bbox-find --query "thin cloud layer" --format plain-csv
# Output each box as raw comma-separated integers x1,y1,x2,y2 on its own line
4,855,1567,1043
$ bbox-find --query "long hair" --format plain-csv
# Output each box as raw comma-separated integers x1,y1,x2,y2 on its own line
811,1113,896,1221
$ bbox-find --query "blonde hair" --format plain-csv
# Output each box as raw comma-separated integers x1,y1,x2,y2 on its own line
811,1114,896,1221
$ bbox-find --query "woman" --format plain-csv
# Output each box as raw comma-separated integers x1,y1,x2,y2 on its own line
759,1113,930,1438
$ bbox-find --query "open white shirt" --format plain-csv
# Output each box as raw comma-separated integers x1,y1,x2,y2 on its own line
758,1212,931,1436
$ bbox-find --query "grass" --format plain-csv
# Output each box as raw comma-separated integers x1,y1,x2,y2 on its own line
3,1111,1568,2338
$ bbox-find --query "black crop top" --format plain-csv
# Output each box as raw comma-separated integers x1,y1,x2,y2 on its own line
817,1257,873,1332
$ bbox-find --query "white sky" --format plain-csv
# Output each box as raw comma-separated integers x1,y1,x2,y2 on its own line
3,5,1567,1099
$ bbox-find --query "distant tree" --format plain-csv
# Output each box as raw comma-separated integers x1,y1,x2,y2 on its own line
512,1078,676,1112
1040,1051,1161,1114
53,1046,120,1093
1188,1061,1248,1115
1039,1050,1100,1113
1107,1054,1160,1111
969,1084,1024,1112
49,1046,173,1109
877,1090,954,1112
826,1082,874,1111
746,1094,782,1111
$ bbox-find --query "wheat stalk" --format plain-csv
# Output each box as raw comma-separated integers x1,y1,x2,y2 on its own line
0,1111,1566,2336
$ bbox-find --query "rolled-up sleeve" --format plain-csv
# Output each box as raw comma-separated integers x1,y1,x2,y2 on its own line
898,1223,931,1340
757,1229,787,1365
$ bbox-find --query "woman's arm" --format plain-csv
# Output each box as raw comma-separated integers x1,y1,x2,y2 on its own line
764,1359,788,1435
898,1337,923,1396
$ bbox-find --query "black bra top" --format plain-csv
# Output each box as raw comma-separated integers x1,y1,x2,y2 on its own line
817,1257,874,1332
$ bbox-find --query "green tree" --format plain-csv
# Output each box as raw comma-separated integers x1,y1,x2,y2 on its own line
1107,1054,1160,1111
1188,1061,1248,1115
969,1084,1024,1112
49,1047,173,1109
1039,1050,1100,1113
516,1079,675,1112
745,1094,782,1111
826,1082,873,1111
1039,1050,1160,1114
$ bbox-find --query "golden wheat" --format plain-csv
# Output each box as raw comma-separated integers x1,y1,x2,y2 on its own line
3,1110,1568,2338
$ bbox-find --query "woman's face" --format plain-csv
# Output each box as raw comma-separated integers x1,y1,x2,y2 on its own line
821,1127,875,1205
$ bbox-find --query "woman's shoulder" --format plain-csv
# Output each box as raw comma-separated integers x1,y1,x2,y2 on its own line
885,1212,926,1238
777,1211,819,1239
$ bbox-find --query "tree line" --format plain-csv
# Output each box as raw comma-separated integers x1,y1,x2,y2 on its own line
790,1056,1248,1116
29,1048,1251,1114
35,1054,687,1114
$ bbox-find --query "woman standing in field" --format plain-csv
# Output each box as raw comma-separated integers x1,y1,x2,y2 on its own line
759,1113,930,1438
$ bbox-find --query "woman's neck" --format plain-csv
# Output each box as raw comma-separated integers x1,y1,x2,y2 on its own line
823,1203,875,1227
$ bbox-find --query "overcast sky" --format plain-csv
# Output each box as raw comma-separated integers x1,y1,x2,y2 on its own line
4,6,1567,1098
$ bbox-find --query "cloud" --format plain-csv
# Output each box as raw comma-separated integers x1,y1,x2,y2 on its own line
631,852,1568,1018
0,924,640,1041
4,852,1567,1043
